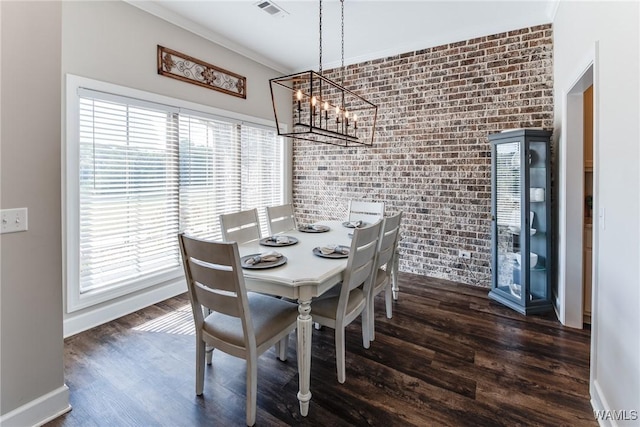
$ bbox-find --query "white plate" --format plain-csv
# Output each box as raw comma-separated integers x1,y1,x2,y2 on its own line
509,283,521,298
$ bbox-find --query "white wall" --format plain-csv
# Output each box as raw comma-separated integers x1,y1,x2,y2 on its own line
61,1,290,336
0,1,70,425
554,1,639,424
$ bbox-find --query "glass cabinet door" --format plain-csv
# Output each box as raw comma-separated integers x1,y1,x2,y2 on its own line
494,141,523,302
527,139,548,301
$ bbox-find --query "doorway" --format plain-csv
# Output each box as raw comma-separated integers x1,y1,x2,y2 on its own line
582,85,594,324
557,61,596,330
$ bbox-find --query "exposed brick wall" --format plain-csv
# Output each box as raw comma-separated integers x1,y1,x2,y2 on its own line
292,24,553,287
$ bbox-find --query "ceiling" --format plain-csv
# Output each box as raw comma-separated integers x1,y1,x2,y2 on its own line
128,0,558,73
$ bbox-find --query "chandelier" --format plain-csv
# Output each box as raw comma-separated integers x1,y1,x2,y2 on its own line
269,0,378,147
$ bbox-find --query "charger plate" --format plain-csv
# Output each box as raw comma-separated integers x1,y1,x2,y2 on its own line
260,236,299,247
241,254,287,269
312,246,350,259
299,224,330,233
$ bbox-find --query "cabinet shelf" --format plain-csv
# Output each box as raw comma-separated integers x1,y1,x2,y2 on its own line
494,285,547,301
512,265,547,273
507,230,546,237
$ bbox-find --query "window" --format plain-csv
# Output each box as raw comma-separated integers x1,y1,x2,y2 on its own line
66,76,285,312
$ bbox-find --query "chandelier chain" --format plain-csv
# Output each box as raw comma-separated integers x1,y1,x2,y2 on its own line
318,0,323,74
341,0,345,84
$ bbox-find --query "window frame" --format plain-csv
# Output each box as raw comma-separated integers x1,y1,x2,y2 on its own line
65,74,289,313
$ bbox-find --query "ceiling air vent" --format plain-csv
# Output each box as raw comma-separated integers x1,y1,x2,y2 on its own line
255,1,289,18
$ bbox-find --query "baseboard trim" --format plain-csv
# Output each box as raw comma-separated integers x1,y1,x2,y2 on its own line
592,379,606,426
64,279,186,337
591,378,616,427
0,384,71,427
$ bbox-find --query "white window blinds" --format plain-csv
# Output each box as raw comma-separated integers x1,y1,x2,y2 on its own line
71,86,284,310
78,95,180,294
178,114,240,240
495,142,521,226
178,114,284,239
241,125,284,236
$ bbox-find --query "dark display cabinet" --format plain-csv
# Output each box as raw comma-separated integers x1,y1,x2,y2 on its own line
488,129,553,315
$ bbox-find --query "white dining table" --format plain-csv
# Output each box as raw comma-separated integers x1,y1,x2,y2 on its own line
237,220,352,416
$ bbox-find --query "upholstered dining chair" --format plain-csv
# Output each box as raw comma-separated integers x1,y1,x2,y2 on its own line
311,220,382,383
178,233,298,426
266,203,297,235
219,208,261,244
347,200,385,225
368,212,402,343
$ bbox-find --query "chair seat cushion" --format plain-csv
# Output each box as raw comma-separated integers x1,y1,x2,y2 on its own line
203,293,298,348
313,282,342,301
311,287,365,319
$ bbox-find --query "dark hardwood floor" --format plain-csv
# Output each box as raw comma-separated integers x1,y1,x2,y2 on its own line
47,273,596,426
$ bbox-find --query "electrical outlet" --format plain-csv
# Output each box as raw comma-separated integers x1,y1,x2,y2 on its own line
1,208,28,234
458,249,471,260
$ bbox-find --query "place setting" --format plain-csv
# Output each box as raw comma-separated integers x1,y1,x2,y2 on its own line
298,224,331,233
342,220,366,228
241,251,287,269
312,244,350,259
259,235,299,247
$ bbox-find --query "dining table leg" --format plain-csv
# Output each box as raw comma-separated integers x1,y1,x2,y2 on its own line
296,297,312,416
391,248,400,300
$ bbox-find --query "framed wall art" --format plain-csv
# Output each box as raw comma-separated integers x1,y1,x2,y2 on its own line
157,45,246,99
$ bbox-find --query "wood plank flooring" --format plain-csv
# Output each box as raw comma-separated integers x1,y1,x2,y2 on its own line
47,273,596,426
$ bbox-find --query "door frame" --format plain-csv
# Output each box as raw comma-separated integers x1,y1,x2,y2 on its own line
556,43,598,330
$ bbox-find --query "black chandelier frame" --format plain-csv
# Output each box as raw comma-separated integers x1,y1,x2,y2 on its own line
269,70,378,147
269,0,378,147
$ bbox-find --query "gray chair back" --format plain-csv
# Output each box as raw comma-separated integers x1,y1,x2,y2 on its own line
266,203,296,235
219,208,261,243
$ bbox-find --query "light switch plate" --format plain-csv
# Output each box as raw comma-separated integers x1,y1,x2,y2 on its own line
1,208,28,233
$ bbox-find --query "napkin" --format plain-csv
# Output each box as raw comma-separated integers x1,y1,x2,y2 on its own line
267,236,290,244
319,245,349,255
347,220,363,228
245,251,283,265
303,224,325,231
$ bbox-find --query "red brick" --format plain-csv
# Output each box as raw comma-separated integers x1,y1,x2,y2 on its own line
292,24,553,287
